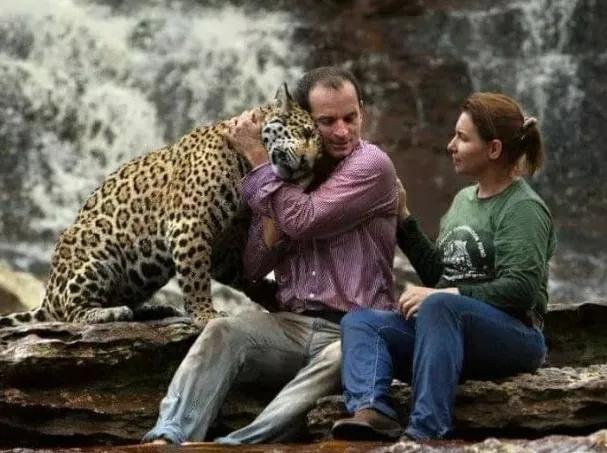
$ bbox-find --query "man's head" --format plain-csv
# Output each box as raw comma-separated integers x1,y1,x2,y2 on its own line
294,66,364,160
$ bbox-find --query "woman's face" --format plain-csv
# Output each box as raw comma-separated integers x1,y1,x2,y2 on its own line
446,112,494,178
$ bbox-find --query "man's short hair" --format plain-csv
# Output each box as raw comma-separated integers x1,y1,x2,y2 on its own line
293,66,363,112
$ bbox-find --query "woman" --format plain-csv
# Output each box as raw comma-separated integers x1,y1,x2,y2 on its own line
331,93,556,441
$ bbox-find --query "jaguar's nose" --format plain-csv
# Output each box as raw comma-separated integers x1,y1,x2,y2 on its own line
271,150,287,165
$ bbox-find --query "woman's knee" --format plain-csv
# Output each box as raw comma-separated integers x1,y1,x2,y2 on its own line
340,309,396,333
417,292,462,322
340,310,368,331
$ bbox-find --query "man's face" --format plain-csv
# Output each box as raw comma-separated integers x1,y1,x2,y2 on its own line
308,81,363,160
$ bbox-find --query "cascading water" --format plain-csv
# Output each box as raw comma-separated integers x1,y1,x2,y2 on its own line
422,0,607,302
436,0,585,182
0,0,604,306
0,0,306,277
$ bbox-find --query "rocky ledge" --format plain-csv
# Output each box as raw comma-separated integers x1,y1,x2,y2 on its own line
0,300,606,449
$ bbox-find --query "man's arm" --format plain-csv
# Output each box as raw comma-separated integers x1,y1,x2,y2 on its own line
243,211,293,282
242,146,397,241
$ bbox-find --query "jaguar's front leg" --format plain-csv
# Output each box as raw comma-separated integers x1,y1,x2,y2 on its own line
170,222,221,328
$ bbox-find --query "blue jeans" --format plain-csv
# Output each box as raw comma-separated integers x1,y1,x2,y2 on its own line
340,293,546,440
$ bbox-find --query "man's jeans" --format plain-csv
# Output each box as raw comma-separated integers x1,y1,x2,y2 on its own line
340,293,546,440
142,311,341,444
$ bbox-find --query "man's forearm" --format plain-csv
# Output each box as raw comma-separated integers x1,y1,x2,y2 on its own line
261,216,281,247
243,215,290,281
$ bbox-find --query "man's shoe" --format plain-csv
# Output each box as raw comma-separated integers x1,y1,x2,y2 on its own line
331,409,403,440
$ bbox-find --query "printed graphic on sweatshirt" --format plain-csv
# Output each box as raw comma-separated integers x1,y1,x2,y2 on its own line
438,225,493,282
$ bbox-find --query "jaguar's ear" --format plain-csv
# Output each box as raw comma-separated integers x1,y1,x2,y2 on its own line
273,82,293,113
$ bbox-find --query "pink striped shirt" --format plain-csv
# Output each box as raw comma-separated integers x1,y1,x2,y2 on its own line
241,140,399,313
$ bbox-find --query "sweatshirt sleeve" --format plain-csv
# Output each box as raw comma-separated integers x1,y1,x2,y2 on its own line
396,216,444,287
458,200,553,315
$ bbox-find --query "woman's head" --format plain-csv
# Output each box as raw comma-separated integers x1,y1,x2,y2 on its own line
447,93,545,178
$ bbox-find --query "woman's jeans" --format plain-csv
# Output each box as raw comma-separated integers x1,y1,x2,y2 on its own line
142,311,341,444
340,293,546,440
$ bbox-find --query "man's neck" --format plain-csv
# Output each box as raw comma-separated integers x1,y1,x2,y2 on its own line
305,155,341,192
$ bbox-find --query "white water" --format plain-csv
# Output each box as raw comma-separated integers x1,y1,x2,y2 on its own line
437,0,584,123
0,0,604,305
425,0,607,303
0,0,305,271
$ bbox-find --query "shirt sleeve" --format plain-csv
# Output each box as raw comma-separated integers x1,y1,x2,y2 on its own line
458,200,554,315
240,147,397,241
397,216,444,287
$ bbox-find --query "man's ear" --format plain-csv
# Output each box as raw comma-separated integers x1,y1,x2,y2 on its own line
272,82,293,114
488,139,502,161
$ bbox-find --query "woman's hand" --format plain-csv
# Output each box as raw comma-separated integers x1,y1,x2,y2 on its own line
396,178,411,220
398,285,433,320
398,285,459,320
225,110,268,167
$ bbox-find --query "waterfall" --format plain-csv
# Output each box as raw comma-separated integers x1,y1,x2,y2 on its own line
0,0,306,272
0,0,604,304
435,0,584,146
427,0,606,302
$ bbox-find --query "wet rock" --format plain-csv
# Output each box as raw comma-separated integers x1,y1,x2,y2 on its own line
373,429,607,452
0,319,272,447
0,301,606,448
0,263,45,314
308,301,607,440
308,364,607,440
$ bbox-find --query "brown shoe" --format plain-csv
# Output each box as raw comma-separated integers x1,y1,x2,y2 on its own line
331,409,403,440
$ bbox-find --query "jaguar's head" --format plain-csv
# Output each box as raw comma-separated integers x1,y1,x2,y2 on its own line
262,83,322,182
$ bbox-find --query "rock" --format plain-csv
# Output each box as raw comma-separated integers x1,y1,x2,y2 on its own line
1,433,607,453
0,319,273,447
308,364,607,440
373,429,607,453
0,301,606,448
541,300,607,368
0,263,45,314
308,300,607,440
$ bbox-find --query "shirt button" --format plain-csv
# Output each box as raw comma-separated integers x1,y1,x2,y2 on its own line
309,292,315,298
312,271,316,276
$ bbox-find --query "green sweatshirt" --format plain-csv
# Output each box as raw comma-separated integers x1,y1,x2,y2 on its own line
397,179,556,322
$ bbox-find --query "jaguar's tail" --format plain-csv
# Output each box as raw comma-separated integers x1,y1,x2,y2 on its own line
0,307,51,328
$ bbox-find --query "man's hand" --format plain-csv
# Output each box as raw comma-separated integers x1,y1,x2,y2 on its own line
225,110,268,167
261,216,281,247
396,178,411,220
398,284,459,320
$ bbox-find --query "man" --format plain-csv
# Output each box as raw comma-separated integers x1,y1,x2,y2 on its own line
142,66,399,445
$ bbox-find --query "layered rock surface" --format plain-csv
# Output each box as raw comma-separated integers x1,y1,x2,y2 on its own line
0,300,605,448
